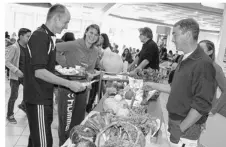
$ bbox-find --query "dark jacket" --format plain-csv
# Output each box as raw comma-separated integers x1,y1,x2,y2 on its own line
167,46,217,124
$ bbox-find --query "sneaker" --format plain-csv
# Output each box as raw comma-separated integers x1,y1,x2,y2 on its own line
7,115,17,124
18,104,26,113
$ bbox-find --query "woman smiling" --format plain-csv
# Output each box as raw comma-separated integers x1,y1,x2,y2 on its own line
56,24,100,146
56,24,100,72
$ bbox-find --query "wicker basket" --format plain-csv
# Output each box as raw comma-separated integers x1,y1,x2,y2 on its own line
95,121,146,147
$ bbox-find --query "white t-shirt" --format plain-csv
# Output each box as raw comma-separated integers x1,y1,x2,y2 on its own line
182,51,194,61
100,47,123,73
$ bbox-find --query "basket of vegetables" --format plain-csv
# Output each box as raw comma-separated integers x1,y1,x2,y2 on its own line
95,121,146,147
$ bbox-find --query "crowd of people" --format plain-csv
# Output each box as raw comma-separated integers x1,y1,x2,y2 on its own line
5,3,226,147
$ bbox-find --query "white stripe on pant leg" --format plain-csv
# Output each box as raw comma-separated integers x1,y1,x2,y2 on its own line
38,105,44,147
41,105,47,147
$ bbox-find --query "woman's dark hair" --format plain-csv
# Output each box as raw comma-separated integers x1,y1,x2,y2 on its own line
122,48,129,57
83,24,100,46
199,40,215,61
61,32,75,42
5,31,10,39
101,33,111,49
122,48,133,64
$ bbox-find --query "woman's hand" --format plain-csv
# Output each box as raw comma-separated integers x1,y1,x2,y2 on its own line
68,81,86,93
129,70,138,77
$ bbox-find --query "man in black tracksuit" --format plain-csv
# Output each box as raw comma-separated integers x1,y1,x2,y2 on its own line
23,4,85,147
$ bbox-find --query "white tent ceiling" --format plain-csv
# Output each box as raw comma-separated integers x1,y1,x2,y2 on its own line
64,3,224,32
18,3,224,32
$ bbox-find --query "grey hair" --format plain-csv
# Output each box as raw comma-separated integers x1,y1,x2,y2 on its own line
174,18,200,41
139,27,153,40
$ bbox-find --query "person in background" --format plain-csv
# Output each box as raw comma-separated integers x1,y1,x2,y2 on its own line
5,28,31,124
173,51,179,60
23,4,85,147
113,44,119,53
130,47,136,59
5,36,12,79
5,31,10,39
56,24,100,146
5,38,11,47
199,40,226,147
95,34,104,58
129,47,132,53
101,33,113,51
112,42,116,49
128,27,159,75
61,32,75,42
144,18,216,146
122,48,133,64
132,48,135,53
10,38,16,44
99,33,123,73
159,42,168,62
122,44,126,50
198,40,226,116
160,47,168,62
168,50,173,61
135,49,140,58
114,49,119,54
11,32,17,39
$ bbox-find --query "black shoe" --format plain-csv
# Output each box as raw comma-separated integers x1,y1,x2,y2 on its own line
7,115,17,124
18,104,26,113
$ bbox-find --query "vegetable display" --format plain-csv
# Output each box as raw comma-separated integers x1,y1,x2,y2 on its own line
95,121,146,147
69,105,159,147
68,75,161,147
133,68,163,83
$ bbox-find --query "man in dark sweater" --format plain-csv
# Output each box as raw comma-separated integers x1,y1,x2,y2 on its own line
143,18,216,146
